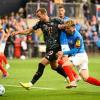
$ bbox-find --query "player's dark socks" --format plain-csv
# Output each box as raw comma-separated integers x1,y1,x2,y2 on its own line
31,63,45,84
54,65,67,78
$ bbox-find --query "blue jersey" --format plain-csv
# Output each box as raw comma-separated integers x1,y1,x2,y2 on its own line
63,16,70,21
75,24,81,32
63,30,85,56
60,16,80,46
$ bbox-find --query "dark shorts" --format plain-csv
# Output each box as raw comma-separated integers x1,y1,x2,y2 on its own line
45,47,61,62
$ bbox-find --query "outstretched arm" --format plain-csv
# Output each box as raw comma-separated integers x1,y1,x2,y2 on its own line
12,28,34,36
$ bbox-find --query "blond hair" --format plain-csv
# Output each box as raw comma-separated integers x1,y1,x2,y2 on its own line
65,20,75,28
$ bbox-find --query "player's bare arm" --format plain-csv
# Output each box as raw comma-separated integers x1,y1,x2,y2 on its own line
12,28,34,36
56,51,64,59
58,24,65,29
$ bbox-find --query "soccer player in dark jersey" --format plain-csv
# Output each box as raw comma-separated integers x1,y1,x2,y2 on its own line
12,8,68,89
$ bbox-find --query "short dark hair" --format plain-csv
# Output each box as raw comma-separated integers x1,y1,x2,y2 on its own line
36,8,47,14
58,5,65,9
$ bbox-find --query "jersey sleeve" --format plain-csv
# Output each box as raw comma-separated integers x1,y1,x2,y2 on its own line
53,18,64,24
63,37,81,56
60,31,70,52
32,21,41,30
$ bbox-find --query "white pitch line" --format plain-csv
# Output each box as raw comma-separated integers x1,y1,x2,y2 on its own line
4,84,56,90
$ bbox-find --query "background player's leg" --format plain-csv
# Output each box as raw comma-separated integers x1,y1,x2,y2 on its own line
0,62,8,77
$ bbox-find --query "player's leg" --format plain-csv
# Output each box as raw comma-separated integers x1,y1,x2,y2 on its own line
58,56,77,87
71,69,81,82
31,57,49,84
76,53,100,86
0,41,10,69
61,57,75,81
80,69,100,86
45,49,68,78
62,58,77,88
19,57,49,90
1,54,8,64
0,54,8,77
50,60,68,78
0,61,8,78
58,56,79,80
2,54,10,69
65,53,88,88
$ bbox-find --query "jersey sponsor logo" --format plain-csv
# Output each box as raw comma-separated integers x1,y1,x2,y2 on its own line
61,44,70,52
75,39,80,47
48,50,53,55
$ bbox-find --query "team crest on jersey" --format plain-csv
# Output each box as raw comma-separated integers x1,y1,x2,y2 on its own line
69,40,73,45
75,39,80,47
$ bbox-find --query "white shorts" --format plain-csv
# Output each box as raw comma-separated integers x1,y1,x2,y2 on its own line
61,44,70,52
0,41,6,53
69,52,88,72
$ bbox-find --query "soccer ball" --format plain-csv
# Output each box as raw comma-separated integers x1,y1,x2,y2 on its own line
0,84,5,96
20,55,26,60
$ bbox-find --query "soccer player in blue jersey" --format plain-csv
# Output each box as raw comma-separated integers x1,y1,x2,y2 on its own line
57,20,100,88
58,6,80,84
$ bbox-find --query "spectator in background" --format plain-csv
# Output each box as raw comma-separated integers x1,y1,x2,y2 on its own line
74,19,81,32
20,36,27,59
6,33,14,59
83,1,91,20
18,7,26,18
27,34,33,58
31,32,39,57
90,15,100,37
80,20,92,52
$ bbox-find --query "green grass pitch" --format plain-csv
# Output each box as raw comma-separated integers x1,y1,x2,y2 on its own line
0,55,100,100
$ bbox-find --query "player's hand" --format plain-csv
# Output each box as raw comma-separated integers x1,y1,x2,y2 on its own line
58,24,65,29
56,51,63,59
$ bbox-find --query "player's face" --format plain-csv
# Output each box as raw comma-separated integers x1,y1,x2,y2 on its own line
36,11,46,21
58,8,65,18
65,26,74,34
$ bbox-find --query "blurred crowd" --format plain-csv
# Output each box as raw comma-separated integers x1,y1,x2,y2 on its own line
0,8,40,59
0,1,100,59
80,15,100,53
